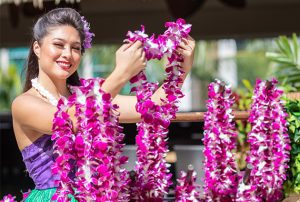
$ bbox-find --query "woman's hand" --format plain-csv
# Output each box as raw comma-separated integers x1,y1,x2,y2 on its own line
101,41,146,99
177,35,196,73
115,40,147,81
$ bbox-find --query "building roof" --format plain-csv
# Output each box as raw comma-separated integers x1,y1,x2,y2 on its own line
1,0,300,47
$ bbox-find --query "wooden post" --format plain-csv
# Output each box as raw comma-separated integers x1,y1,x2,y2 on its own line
172,111,249,122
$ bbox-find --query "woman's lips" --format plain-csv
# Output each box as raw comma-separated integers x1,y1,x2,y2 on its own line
57,61,72,70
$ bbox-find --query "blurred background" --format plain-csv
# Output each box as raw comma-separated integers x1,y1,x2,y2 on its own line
1,0,300,199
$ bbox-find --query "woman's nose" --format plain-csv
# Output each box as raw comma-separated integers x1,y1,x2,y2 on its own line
62,47,72,59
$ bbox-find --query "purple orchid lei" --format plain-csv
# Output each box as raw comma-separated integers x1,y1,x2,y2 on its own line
236,79,291,202
51,78,129,201
81,16,95,49
126,19,191,200
0,194,16,202
203,79,239,201
51,97,76,201
175,165,201,201
0,189,31,202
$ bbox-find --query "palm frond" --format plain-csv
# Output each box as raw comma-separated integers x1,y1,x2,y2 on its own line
266,33,300,91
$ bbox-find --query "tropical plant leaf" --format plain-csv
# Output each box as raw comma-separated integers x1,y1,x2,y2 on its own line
242,79,253,92
291,125,296,133
291,144,300,155
276,73,300,79
266,34,300,91
277,36,293,60
284,75,300,84
273,66,299,74
295,129,300,143
266,52,283,58
292,33,299,65
269,56,296,66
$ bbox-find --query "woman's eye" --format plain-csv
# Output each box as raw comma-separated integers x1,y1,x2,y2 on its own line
73,47,81,51
54,43,64,48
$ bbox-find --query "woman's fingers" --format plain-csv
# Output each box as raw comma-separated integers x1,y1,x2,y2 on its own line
119,39,143,52
177,43,186,51
141,51,147,70
176,47,186,57
137,46,144,57
181,37,189,45
141,51,146,62
187,36,196,49
119,42,133,52
184,35,195,45
178,43,191,52
187,35,195,42
123,39,131,44
128,40,143,51
177,36,195,52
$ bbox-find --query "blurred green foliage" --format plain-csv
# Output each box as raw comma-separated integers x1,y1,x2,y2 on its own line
236,51,271,87
193,39,275,88
233,79,253,170
0,65,22,112
192,41,218,82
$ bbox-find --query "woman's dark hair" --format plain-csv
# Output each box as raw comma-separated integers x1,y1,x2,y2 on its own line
23,8,85,92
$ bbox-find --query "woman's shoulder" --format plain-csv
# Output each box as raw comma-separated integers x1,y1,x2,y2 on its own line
13,89,35,106
12,88,56,136
11,88,51,120
13,89,36,102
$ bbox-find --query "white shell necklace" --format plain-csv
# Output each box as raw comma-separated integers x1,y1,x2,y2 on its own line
31,77,65,107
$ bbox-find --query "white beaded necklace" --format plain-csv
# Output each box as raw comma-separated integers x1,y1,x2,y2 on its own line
31,77,66,107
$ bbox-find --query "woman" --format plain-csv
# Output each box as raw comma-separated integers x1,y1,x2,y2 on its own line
11,7,195,201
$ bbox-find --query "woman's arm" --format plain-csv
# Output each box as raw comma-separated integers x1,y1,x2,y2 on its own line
114,35,196,123
101,41,146,99
113,72,188,124
112,74,187,124
12,41,147,137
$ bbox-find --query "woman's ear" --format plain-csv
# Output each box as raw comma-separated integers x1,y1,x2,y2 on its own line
33,41,40,59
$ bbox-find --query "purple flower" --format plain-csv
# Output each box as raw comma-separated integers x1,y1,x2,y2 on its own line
81,16,95,49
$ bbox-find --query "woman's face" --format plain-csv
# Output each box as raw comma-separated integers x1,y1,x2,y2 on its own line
34,25,82,80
